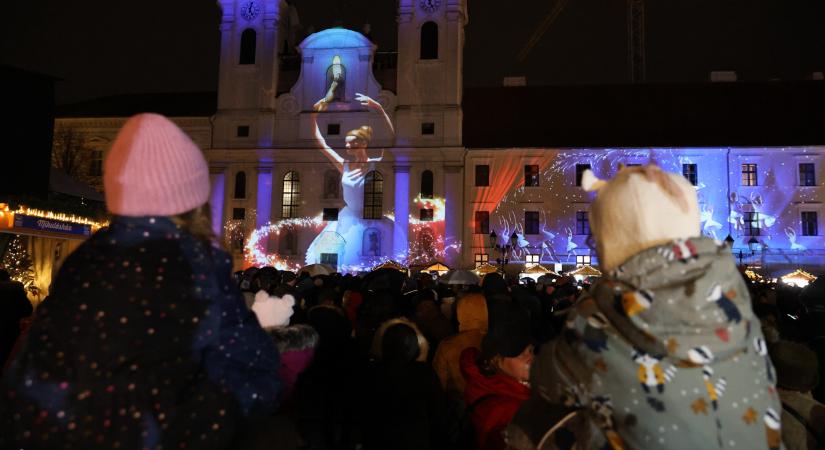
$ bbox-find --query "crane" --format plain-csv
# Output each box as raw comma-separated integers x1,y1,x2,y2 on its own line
516,0,646,83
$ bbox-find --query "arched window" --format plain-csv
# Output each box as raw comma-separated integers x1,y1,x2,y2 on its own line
420,170,434,199
363,171,383,219
323,169,340,199
240,28,257,65
234,171,246,199
279,229,297,255
324,56,346,102
282,171,300,218
362,228,381,256
420,22,438,60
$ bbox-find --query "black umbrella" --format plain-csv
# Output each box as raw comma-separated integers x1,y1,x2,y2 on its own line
361,268,407,294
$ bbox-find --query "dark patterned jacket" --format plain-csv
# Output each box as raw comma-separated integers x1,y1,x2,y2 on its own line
1,216,281,450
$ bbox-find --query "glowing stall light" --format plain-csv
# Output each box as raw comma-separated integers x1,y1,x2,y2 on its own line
2,204,108,230
780,269,816,288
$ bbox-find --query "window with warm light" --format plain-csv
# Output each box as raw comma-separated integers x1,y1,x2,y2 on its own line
576,255,591,267
526,254,539,265
282,171,300,218
363,171,383,219
741,164,758,186
474,253,489,268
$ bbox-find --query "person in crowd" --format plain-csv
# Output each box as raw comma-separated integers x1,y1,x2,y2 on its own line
0,268,32,368
770,340,825,449
509,165,779,449
412,290,454,362
0,113,281,449
363,318,447,450
433,292,488,396
240,266,260,308
460,302,532,450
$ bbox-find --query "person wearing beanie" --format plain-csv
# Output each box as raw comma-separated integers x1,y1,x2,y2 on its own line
460,302,532,450
508,165,780,450
1,113,281,450
363,319,447,450
433,292,489,395
769,340,825,449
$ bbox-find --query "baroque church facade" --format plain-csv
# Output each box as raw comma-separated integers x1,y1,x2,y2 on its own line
54,0,825,275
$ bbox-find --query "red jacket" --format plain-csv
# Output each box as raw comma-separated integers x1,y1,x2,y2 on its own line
460,347,530,450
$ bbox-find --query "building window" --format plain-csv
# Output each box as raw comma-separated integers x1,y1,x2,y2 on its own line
421,170,434,199
575,164,591,187
239,28,257,65
474,253,489,268
279,230,297,255
320,253,338,269
743,211,760,236
799,163,816,186
420,21,438,60
232,207,246,220
323,208,339,221
323,170,340,199
475,211,490,234
576,255,591,267
525,211,539,235
237,125,250,137
682,163,698,186
421,122,435,135
475,165,489,187
89,150,103,177
327,123,340,135
363,171,383,219
526,254,539,265
363,228,381,256
282,171,301,218
420,208,434,221
576,211,590,235
741,163,758,186
802,211,818,236
524,165,540,187
234,171,246,199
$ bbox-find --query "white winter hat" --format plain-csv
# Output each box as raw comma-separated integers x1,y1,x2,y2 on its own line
251,290,295,329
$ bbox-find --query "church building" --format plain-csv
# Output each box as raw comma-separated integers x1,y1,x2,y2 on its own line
53,0,825,276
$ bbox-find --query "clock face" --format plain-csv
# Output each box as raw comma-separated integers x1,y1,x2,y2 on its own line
240,1,261,21
419,0,441,13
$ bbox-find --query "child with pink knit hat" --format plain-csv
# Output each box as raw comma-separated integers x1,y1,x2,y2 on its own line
2,113,284,449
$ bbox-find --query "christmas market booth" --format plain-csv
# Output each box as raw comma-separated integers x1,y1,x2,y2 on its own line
0,203,107,304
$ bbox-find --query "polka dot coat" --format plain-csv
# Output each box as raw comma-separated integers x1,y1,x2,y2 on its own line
1,216,281,449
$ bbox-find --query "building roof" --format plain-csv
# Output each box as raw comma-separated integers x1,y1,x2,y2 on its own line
462,82,825,148
56,92,217,118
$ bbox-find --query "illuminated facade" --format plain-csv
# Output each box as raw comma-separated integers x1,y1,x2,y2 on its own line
53,0,825,275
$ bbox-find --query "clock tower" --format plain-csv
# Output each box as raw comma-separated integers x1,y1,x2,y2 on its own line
214,0,284,148
395,0,467,147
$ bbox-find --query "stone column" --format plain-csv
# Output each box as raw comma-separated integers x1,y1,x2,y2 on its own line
255,165,273,230
393,165,411,261
209,165,228,239
444,165,463,267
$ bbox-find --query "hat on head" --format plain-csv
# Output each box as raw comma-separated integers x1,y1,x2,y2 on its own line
481,301,532,361
104,113,211,216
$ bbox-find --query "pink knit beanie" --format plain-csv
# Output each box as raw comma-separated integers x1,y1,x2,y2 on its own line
104,113,211,216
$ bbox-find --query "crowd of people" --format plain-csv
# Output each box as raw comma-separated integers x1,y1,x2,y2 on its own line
1,114,823,449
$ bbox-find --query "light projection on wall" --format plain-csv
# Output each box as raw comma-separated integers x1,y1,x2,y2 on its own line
472,148,822,270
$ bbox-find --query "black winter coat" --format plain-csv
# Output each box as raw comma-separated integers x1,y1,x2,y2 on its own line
0,216,281,450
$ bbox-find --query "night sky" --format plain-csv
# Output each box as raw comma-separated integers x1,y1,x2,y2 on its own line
2,0,823,105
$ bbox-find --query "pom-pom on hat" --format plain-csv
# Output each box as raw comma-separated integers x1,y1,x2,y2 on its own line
104,113,211,216
252,290,296,329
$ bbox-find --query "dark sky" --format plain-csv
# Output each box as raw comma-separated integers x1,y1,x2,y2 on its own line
2,0,823,105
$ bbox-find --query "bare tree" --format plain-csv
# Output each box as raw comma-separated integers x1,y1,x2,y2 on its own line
52,126,95,186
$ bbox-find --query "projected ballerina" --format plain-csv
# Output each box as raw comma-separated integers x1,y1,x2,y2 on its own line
306,89,395,266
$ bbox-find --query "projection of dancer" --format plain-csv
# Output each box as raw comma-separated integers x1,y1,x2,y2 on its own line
540,210,559,263
565,227,578,262
785,227,807,251
306,90,394,266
